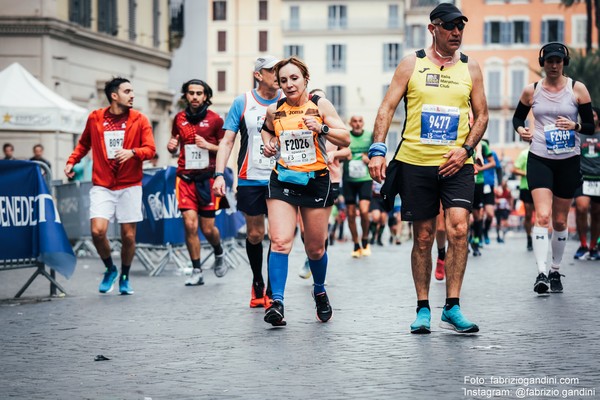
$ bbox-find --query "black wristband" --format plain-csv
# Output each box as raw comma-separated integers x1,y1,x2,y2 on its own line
462,144,474,158
214,172,224,178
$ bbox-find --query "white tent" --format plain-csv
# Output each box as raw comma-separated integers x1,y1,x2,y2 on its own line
0,63,87,133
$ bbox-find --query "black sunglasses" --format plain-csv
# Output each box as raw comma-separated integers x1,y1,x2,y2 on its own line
434,21,465,31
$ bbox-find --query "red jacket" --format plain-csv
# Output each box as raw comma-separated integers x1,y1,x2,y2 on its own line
67,107,156,190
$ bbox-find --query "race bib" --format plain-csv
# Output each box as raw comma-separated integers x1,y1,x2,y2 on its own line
279,130,316,166
544,124,575,155
104,130,124,159
483,184,492,194
420,104,460,145
184,144,209,169
252,135,276,170
583,180,600,196
349,159,368,179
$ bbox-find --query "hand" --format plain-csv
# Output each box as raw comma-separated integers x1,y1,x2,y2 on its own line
327,151,335,165
517,126,532,142
64,164,74,179
114,149,135,164
368,156,387,183
556,116,577,131
262,137,278,158
212,176,226,197
302,117,321,134
439,148,468,177
167,135,179,152
195,135,210,149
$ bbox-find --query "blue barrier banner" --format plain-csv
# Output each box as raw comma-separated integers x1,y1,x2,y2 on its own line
0,160,76,279
137,167,245,245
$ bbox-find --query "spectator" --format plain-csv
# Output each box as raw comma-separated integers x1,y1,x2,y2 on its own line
3,142,15,160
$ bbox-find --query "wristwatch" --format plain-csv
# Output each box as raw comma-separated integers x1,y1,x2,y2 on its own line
131,149,136,157
214,172,224,178
462,144,474,158
320,124,330,135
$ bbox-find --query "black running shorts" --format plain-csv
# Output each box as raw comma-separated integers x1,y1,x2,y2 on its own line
527,152,582,199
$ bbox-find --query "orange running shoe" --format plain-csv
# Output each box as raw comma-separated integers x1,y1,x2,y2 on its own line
249,282,266,308
435,258,445,281
263,294,272,308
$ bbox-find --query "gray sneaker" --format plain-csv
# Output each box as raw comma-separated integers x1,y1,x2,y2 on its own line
213,254,228,277
185,268,204,286
298,257,311,279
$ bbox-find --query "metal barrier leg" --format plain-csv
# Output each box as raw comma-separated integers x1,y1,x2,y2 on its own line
14,265,67,298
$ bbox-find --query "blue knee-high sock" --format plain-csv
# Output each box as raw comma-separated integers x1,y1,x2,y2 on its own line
268,252,288,302
309,252,328,295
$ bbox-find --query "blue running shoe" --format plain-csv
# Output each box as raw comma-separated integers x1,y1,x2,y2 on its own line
99,266,118,293
573,245,589,260
440,305,479,333
410,307,431,334
119,276,134,295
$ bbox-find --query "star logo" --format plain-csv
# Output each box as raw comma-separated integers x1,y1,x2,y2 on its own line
3,113,12,123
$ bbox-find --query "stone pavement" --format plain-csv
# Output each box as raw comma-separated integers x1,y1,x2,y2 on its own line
1,232,599,400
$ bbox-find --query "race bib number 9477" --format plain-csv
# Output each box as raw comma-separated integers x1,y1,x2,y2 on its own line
420,104,459,145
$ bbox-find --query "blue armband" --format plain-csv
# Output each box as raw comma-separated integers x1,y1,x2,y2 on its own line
368,142,387,159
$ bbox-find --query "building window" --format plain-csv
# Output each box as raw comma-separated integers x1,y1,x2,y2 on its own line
284,45,304,59
69,0,91,28
407,25,426,48
388,4,399,28
573,16,586,46
259,31,268,52
218,31,227,52
327,44,346,72
213,1,226,21
383,43,402,72
289,6,300,30
505,119,516,144
98,0,118,36
484,21,505,44
542,19,564,43
511,20,529,44
153,0,160,47
486,70,502,108
259,0,268,20
327,85,346,117
328,5,347,29
128,0,136,41
510,69,525,106
217,71,226,92
487,118,500,144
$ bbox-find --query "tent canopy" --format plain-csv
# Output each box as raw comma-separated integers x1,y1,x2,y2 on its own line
0,63,87,133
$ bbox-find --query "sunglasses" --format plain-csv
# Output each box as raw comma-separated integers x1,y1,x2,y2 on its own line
434,21,465,31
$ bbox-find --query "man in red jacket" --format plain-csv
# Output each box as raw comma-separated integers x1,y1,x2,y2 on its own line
64,77,156,295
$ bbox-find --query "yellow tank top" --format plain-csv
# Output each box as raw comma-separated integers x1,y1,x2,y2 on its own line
273,97,328,172
395,51,473,166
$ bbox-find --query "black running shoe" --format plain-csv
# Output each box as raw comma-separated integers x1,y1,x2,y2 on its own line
548,271,564,293
264,300,286,326
527,236,533,252
533,272,550,294
313,292,333,323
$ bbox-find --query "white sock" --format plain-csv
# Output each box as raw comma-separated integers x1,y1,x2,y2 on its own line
550,228,568,271
532,226,549,274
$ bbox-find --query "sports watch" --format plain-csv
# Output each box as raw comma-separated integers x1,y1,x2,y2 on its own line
320,124,330,135
462,144,474,158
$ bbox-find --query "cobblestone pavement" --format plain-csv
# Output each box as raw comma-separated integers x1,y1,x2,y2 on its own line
1,231,599,399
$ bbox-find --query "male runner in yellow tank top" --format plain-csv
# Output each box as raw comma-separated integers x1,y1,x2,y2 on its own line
368,3,488,334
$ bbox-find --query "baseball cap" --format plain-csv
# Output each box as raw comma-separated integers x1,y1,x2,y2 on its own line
254,55,279,72
429,3,468,23
541,43,568,61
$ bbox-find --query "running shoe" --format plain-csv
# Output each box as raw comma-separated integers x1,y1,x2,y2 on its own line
497,237,505,243
263,294,272,308
298,258,312,279
264,300,286,326
313,292,333,323
533,272,550,294
185,268,204,286
589,248,600,260
119,276,134,295
574,246,589,260
250,282,265,308
361,244,372,257
439,305,479,333
213,254,228,277
376,238,384,246
99,266,118,293
548,270,564,293
351,248,362,258
410,307,431,334
483,234,490,245
435,258,445,281
527,236,533,252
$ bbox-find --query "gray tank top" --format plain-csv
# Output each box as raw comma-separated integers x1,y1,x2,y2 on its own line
530,77,580,160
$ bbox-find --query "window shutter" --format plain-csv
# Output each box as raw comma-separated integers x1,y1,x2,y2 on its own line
558,20,564,42
541,21,548,43
484,22,490,44
524,21,530,44
501,22,510,44
327,45,332,72
341,45,346,72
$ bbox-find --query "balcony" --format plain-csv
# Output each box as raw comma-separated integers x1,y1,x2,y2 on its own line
282,18,403,33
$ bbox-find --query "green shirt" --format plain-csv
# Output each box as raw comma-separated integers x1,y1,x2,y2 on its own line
343,130,373,183
475,141,492,184
514,148,529,190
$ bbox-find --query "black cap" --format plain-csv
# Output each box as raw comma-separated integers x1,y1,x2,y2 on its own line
541,43,568,61
430,3,468,23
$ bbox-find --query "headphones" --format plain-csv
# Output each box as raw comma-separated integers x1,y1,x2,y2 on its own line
538,42,570,67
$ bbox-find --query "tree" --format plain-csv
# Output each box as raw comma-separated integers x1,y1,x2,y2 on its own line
561,0,594,54
566,48,600,106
